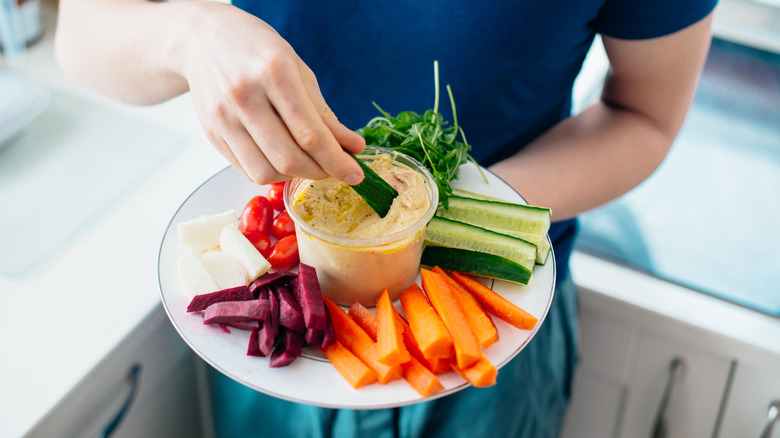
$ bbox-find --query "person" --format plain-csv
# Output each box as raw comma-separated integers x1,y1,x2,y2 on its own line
54,1,718,436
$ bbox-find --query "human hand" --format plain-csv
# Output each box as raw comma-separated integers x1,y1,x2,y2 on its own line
177,2,365,185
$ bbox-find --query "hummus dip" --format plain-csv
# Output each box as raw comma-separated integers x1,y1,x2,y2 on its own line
293,154,429,238
287,151,436,306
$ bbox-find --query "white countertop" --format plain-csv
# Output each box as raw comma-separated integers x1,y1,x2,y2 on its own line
0,5,226,437
3,5,779,438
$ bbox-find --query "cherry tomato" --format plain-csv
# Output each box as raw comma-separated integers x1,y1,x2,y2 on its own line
243,231,272,258
239,196,274,236
268,235,299,271
271,211,296,239
266,184,286,212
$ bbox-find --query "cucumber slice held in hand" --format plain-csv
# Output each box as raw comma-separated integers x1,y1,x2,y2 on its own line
349,155,398,218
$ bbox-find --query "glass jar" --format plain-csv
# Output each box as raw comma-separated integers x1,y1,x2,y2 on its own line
284,146,438,306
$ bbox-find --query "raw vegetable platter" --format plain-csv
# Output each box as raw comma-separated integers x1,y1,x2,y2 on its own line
158,161,555,409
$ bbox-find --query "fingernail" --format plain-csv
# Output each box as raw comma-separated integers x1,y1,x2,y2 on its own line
344,172,363,186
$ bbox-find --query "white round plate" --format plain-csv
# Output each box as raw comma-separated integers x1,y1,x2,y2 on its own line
158,162,555,409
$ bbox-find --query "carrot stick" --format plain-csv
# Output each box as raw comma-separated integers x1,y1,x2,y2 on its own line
402,357,445,397
452,352,497,387
422,355,453,375
349,301,441,372
323,297,401,384
321,340,377,389
398,283,454,360
420,269,481,370
348,301,378,341
433,266,499,348
348,300,444,395
395,312,452,375
376,289,411,366
450,271,538,330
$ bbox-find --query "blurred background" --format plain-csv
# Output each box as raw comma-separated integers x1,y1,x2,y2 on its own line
1,1,779,438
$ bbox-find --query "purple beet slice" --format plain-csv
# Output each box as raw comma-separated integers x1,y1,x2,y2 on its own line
291,263,326,330
249,271,296,297
225,320,260,331
186,285,252,313
304,327,323,346
257,290,279,356
319,304,337,349
202,300,271,325
269,328,303,368
247,329,263,357
273,283,305,333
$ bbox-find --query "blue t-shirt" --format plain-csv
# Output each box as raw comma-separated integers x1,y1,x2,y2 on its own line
232,0,717,283
212,3,717,437
234,0,716,281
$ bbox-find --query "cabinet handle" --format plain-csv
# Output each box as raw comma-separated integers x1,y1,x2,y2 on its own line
760,400,780,438
651,357,686,438
93,363,142,438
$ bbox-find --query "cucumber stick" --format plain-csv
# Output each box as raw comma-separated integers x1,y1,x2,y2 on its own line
424,216,536,272
420,246,532,285
436,195,552,264
350,155,398,218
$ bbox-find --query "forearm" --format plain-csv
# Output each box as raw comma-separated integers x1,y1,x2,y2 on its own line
55,0,197,104
56,0,367,184
490,13,713,222
489,100,674,221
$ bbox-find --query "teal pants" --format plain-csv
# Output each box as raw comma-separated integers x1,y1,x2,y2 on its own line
208,274,579,438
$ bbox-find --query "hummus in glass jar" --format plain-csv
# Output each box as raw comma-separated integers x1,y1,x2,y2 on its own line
284,147,438,306
294,154,429,239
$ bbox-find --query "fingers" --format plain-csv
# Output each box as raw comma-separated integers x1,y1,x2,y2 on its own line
214,100,330,184
200,49,366,186
204,128,249,180
300,67,366,155
259,62,365,185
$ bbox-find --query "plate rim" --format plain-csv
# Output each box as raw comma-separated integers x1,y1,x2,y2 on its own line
157,163,556,409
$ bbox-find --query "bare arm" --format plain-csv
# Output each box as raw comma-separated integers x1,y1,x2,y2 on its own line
55,0,366,185
489,13,714,221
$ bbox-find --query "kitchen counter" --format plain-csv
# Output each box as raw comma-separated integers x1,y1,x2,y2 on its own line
576,37,780,317
3,4,780,438
0,5,225,437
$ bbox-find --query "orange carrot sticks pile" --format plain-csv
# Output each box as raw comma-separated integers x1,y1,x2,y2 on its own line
320,266,537,395
433,266,498,348
449,271,538,330
348,302,378,339
376,289,411,366
321,341,377,389
323,297,401,384
347,300,443,397
420,268,480,370
397,313,452,375
452,352,498,387
398,283,454,361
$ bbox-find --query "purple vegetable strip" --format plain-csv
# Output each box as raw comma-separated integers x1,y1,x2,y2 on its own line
247,329,263,357
187,285,252,313
202,300,270,325
257,290,279,356
249,271,296,297
255,285,270,305
273,284,305,333
304,328,323,345
291,263,326,330
269,328,303,368
319,305,336,349
224,320,260,331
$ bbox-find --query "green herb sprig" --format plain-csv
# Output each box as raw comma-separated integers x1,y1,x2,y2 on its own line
356,61,485,209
